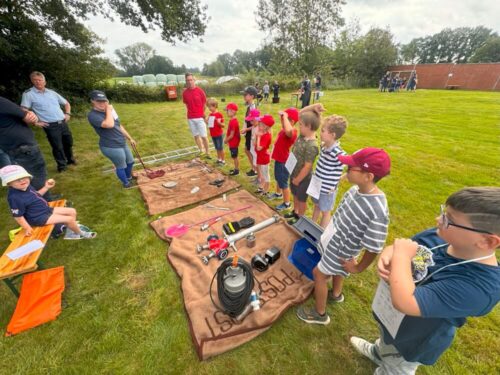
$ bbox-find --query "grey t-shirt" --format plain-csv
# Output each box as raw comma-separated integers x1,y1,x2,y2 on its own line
318,186,389,276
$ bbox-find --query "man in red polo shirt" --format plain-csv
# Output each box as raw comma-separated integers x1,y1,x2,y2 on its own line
182,73,209,156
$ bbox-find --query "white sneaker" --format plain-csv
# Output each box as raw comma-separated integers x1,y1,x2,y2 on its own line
350,337,381,365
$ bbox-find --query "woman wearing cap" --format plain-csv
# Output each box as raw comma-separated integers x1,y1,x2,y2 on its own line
87,91,137,188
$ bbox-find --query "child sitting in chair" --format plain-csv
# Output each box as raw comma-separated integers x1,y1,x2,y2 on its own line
1,165,96,240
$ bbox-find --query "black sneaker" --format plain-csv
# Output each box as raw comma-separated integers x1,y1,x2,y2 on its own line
229,169,239,176
283,212,299,219
246,170,257,177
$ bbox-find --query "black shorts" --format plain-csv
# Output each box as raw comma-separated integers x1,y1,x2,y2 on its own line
230,147,238,158
290,175,312,202
245,132,252,151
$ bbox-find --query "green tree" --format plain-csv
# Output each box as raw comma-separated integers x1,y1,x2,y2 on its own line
144,55,176,74
400,26,497,64
470,37,500,63
115,43,156,76
352,28,398,83
205,61,225,77
0,0,208,99
256,0,344,74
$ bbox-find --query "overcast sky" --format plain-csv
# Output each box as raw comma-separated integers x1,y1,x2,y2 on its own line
85,0,500,70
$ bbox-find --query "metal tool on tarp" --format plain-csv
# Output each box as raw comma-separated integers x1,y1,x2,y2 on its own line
164,205,252,238
200,217,221,231
203,204,230,211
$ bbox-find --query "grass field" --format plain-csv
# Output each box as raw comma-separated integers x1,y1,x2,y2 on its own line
0,89,499,374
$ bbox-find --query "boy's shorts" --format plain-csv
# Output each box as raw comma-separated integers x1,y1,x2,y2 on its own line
26,207,54,227
274,161,290,189
312,190,337,212
188,118,207,137
229,147,238,158
245,131,252,151
258,164,270,183
290,174,311,202
211,135,223,151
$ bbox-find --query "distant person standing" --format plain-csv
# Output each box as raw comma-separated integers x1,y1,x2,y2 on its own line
272,81,280,102
300,75,312,108
182,73,209,157
314,73,322,100
263,81,270,103
21,71,75,172
407,73,418,91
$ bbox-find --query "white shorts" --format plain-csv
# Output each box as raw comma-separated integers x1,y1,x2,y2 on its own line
188,118,207,137
258,164,270,183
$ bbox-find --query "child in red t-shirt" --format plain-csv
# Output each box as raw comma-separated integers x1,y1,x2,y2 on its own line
206,98,225,164
255,114,274,195
269,108,299,209
224,102,240,176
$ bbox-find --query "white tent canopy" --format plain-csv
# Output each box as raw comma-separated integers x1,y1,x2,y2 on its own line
215,76,241,84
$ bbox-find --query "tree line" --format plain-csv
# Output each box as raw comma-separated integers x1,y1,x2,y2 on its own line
1,0,499,100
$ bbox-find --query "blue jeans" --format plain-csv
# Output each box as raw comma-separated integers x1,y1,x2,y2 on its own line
100,145,134,169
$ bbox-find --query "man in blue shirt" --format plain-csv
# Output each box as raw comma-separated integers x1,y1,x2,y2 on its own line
21,71,75,172
350,187,500,374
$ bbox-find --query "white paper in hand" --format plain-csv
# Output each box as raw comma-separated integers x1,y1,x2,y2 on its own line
285,152,297,174
306,174,322,200
7,240,45,260
320,219,336,253
208,116,215,128
372,280,405,339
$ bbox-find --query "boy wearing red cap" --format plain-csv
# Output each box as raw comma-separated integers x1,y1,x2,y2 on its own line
269,108,299,209
206,98,225,165
255,115,274,195
297,147,391,325
224,102,240,175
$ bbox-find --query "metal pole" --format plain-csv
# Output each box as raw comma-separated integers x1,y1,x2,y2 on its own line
225,215,280,247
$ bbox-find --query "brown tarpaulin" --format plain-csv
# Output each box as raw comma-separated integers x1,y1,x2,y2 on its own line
150,190,314,360
135,159,240,215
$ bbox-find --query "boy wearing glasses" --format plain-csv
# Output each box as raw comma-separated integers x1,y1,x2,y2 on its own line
297,147,391,324
350,187,500,374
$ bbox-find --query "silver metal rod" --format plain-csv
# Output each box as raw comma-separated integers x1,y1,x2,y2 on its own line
225,215,280,245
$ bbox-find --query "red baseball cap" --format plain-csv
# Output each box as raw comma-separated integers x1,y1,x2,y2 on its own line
225,102,238,111
338,147,391,178
256,114,275,127
245,109,261,121
283,108,299,122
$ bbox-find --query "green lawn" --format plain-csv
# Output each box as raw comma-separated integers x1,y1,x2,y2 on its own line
0,89,499,374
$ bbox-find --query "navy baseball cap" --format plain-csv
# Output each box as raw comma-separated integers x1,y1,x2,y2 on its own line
90,90,108,101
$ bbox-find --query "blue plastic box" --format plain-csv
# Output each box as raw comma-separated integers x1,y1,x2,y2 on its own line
288,217,323,280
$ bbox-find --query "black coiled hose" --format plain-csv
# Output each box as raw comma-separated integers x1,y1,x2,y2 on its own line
209,257,259,317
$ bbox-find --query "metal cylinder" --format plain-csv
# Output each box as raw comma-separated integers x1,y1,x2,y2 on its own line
246,233,256,248
225,215,280,245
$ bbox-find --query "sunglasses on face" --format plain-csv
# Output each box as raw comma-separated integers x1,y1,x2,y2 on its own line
439,205,493,235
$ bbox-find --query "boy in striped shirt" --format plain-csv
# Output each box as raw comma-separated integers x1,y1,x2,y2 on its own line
297,147,391,325
310,115,347,228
